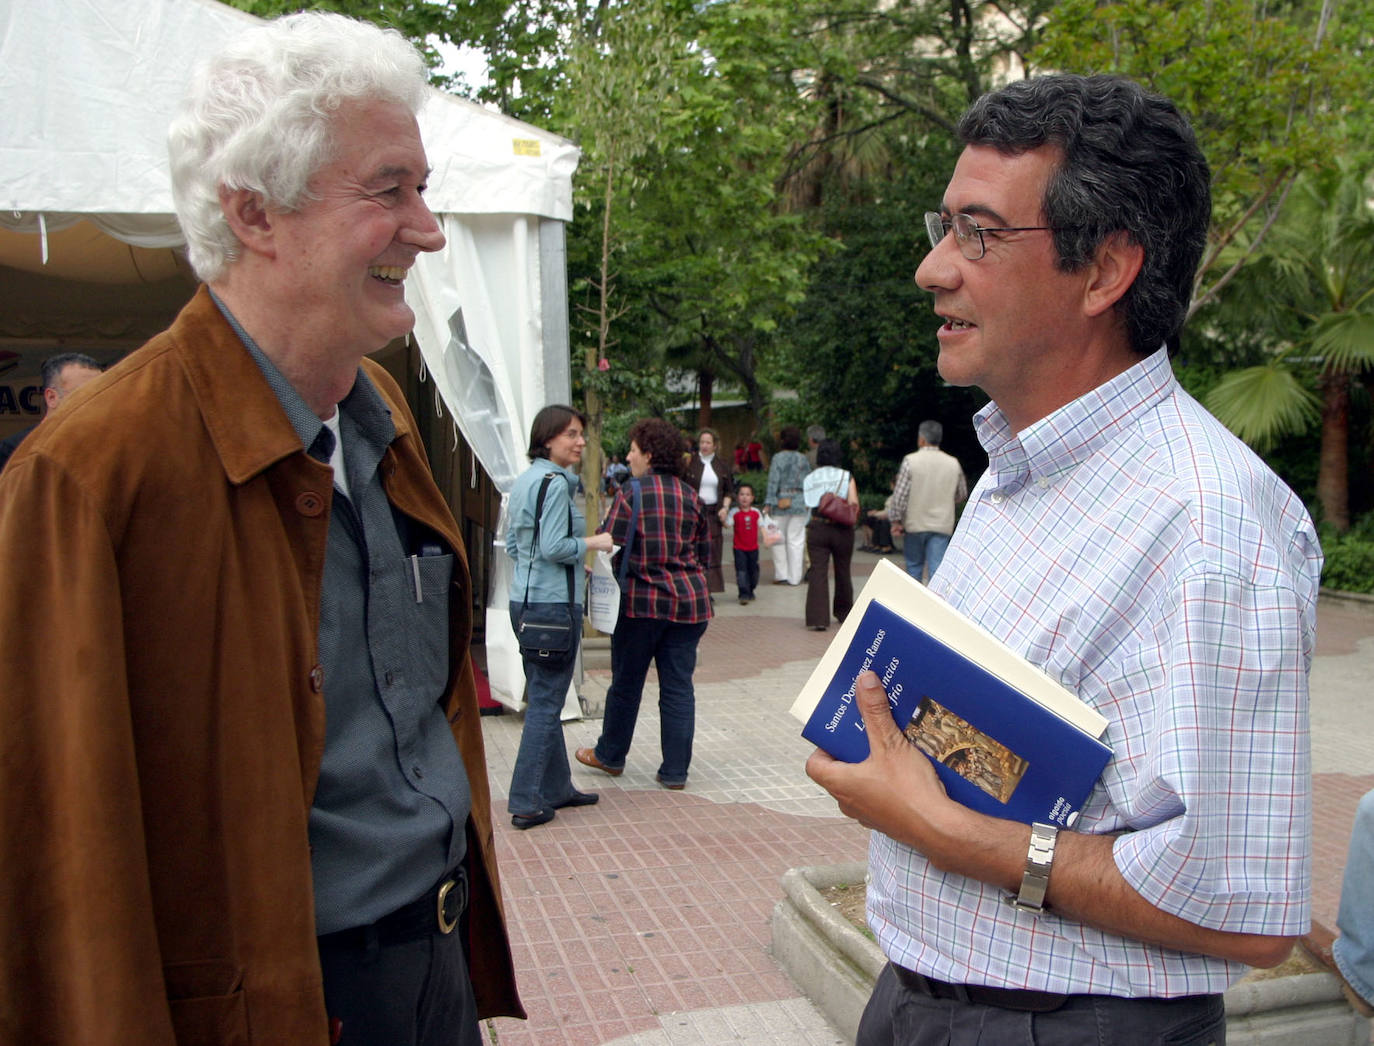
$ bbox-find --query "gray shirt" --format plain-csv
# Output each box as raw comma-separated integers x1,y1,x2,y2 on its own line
212,292,469,934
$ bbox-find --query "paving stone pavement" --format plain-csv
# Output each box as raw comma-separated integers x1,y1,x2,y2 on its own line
477,549,1374,1046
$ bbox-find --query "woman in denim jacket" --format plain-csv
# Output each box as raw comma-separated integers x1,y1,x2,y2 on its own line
504,405,613,829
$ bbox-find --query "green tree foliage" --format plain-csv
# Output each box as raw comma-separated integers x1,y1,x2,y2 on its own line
776,133,988,493
554,0,830,499
227,0,471,88
1202,162,1374,529
1033,0,1362,318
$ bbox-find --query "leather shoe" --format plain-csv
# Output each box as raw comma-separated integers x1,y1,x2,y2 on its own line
575,747,622,777
655,773,686,791
511,808,555,830
554,790,599,809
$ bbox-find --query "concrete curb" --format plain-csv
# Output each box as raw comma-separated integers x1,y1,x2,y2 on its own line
771,862,876,1043
1320,588,1374,609
772,864,1374,1046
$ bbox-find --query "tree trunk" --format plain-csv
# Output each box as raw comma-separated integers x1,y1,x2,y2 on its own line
698,369,714,429
580,145,618,541
1316,369,1350,531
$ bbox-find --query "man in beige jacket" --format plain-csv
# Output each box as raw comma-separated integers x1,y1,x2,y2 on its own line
888,419,967,583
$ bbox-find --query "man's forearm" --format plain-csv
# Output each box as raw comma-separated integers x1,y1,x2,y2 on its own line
806,672,1297,971
914,804,1295,968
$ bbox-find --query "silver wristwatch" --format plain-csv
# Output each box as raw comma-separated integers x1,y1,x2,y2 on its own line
1006,822,1058,913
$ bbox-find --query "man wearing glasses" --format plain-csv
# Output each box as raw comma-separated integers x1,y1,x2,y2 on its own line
808,74,1322,1045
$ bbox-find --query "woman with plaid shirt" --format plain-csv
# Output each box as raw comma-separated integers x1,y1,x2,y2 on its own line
576,417,713,790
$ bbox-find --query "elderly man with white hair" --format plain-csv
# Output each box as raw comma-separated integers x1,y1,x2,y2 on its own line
0,13,522,1044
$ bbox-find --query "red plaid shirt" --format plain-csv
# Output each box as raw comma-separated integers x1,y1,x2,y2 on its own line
601,472,713,624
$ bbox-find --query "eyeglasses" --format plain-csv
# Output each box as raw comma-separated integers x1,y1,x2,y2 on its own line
924,211,1055,261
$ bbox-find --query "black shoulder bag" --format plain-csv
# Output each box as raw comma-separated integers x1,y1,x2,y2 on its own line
515,472,577,659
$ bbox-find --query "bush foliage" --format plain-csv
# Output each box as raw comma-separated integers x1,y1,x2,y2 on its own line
1319,515,1374,594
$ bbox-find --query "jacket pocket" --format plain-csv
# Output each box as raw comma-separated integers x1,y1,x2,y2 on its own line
164,960,248,1046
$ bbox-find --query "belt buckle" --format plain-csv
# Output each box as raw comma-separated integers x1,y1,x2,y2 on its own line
436,878,460,934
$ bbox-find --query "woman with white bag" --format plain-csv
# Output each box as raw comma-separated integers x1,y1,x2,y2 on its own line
763,425,811,584
504,405,614,829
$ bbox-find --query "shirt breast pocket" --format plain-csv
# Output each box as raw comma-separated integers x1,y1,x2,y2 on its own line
406,552,454,695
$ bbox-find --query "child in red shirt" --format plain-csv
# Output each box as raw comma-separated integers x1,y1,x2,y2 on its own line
731,482,762,603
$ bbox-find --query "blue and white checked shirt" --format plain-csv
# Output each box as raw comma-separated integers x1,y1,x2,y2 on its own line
869,347,1323,997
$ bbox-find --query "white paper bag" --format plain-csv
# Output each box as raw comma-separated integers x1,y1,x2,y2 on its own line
588,548,621,634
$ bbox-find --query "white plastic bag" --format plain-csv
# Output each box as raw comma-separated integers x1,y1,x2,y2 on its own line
761,513,783,547
587,548,621,634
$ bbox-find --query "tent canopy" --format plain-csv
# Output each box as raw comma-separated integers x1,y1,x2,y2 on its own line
0,0,580,707
0,0,577,224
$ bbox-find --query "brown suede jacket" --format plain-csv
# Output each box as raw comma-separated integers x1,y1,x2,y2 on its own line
0,287,522,1044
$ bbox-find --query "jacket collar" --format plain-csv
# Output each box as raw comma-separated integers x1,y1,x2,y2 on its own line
171,286,411,484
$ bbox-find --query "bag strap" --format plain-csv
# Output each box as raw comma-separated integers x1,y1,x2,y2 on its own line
616,478,642,588
524,471,576,608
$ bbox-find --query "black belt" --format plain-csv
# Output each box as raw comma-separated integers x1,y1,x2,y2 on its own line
892,964,1069,1013
318,866,468,951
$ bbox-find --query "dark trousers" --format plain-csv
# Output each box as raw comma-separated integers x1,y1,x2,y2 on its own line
733,547,759,598
318,927,481,1046
857,963,1226,1046
805,518,854,628
595,616,709,784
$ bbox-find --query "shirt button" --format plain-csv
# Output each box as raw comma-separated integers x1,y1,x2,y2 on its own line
309,665,324,692
296,491,326,516
990,493,1004,505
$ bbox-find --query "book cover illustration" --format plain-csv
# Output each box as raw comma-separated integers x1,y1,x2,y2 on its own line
796,597,1111,827
905,697,1029,804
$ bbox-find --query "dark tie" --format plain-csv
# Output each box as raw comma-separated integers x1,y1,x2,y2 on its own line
308,426,335,464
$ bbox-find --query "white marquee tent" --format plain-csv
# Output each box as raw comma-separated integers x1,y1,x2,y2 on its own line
0,0,582,710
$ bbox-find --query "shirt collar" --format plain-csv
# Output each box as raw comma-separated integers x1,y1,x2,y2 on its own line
975,346,1175,487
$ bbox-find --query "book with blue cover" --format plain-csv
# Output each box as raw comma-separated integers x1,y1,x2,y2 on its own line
790,560,1112,828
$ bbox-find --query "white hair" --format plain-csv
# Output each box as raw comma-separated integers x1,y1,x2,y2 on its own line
168,12,431,282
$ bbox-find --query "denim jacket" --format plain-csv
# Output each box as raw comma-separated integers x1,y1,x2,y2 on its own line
506,458,587,606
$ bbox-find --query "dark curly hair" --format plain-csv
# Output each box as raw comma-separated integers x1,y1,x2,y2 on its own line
627,417,688,476
958,74,1210,355
778,426,803,451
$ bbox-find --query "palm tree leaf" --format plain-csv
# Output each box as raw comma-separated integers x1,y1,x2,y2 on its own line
1312,311,1374,373
1203,364,1321,450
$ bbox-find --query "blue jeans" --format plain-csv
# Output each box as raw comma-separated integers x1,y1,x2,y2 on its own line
1334,789,1374,1008
902,531,951,584
508,603,580,816
594,616,708,785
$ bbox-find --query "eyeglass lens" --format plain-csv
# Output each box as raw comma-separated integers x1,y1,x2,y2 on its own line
924,212,983,260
